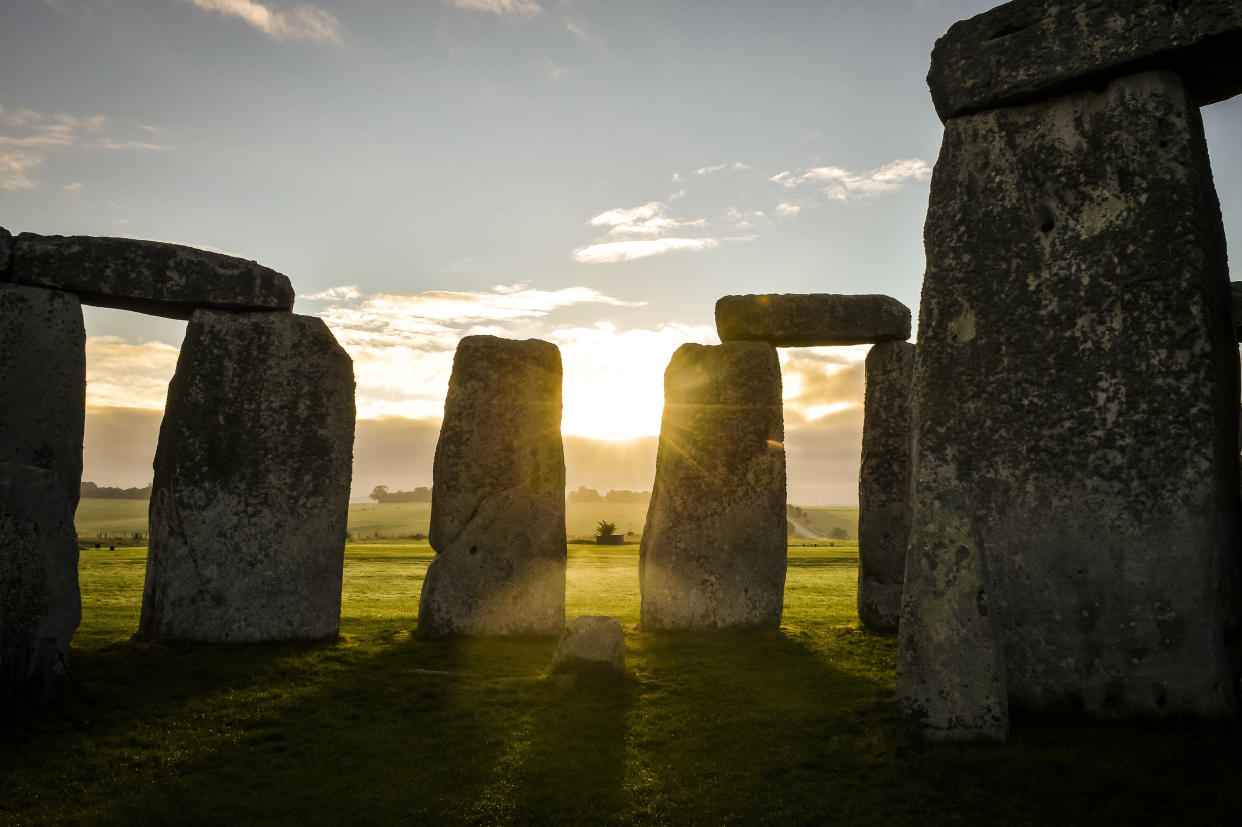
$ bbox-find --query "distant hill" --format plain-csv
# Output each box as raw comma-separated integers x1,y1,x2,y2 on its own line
81,481,152,500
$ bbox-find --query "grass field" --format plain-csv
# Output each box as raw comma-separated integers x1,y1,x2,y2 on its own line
73,500,860,542
5,542,1242,824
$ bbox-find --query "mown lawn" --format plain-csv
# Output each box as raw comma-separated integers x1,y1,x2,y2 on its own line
4,543,1241,824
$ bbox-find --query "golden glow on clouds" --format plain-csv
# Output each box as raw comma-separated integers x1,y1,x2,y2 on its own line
84,336,180,410
184,0,343,44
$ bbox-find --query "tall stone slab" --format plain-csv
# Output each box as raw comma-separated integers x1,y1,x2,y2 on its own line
140,311,355,642
1,462,80,708
913,71,1239,719
640,342,786,629
857,340,914,632
928,0,1242,121
897,489,1008,741
0,283,85,510
11,233,294,320
418,336,566,637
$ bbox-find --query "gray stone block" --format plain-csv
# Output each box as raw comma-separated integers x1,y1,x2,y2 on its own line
897,491,1008,741
140,310,355,642
418,336,566,637
640,342,786,629
928,0,1242,121
0,226,12,279
1,462,80,704
0,283,85,510
913,71,1238,718
857,340,914,632
552,615,625,676
715,293,910,347
1231,282,1242,341
12,233,294,320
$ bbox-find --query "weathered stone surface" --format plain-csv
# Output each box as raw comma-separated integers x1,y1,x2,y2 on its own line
0,283,85,510
552,615,625,675
928,0,1242,122
0,227,12,278
418,336,566,637
1,462,80,704
640,342,786,629
1231,282,1242,341
914,72,1238,718
897,491,1008,741
11,233,294,320
715,293,910,347
140,310,355,642
857,340,914,632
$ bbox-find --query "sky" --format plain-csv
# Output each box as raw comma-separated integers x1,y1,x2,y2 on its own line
3,0,1241,504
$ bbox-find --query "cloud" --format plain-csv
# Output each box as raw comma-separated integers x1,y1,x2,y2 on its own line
449,0,541,17
572,237,719,264
184,0,343,43
775,202,801,217
772,158,931,201
85,336,181,410
0,105,166,191
694,161,751,176
303,284,362,301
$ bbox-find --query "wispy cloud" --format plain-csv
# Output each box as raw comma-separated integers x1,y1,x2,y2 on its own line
0,105,165,191
85,336,181,410
694,161,750,176
770,158,931,201
184,0,343,43
574,201,727,264
779,346,869,425
449,0,541,17
303,284,362,301
775,202,801,217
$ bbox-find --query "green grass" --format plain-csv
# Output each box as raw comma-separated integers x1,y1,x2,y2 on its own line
5,542,1242,824
75,500,853,543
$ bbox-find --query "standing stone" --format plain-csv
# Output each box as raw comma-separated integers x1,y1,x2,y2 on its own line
552,615,626,676
1231,282,1242,341
11,233,294,320
897,489,1008,741
418,336,566,637
927,0,1242,122
857,340,914,632
0,226,12,276
640,342,786,629
140,311,355,642
913,71,1238,718
0,283,85,510
1,462,80,707
715,293,911,347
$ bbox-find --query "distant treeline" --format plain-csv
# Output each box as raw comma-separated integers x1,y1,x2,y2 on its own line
369,485,432,503
567,486,650,504
81,481,152,499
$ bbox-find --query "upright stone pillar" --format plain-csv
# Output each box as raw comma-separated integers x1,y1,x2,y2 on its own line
1,462,80,709
418,336,566,637
857,340,914,632
640,342,786,629
906,71,1239,719
141,310,355,642
0,283,85,510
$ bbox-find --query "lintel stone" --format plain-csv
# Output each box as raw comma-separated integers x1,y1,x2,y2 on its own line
715,293,910,347
12,232,294,319
928,0,1242,122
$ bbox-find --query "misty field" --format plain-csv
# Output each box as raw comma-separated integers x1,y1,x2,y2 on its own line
5,543,1242,824
74,499,861,542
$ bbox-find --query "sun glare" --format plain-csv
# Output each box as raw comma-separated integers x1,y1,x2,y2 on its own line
555,324,713,441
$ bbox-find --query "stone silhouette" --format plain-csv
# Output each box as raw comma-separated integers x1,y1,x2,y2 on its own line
903,67,1239,728
857,340,914,632
640,342,786,629
0,462,80,708
141,311,355,642
715,293,910,347
418,336,567,637
11,232,294,320
0,284,85,510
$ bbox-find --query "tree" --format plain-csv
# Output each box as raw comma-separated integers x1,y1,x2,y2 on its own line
829,526,849,540
596,520,617,537
568,486,603,503
370,485,389,502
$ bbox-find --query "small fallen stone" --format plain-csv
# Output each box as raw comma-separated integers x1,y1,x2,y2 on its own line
551,616,625,677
